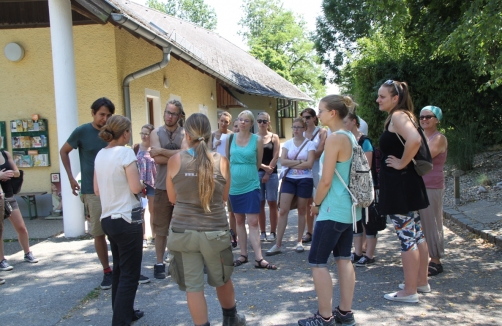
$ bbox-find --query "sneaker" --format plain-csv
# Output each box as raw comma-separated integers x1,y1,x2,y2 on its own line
384,291,419,303
355,255,375,267
24,252,39,263
260,232,267,241
350,252,363,264
267,232,276,242
0,259,13,271
298,312,335,326
333,307,356,326
399,283,431,293
138,274,150,284
100,272,113,290
164,252,172,263
223,312,246,326
265,244,282,256
143,239,148,248
0,278,4,285
295,242,304,253
154,263,166,279
149,238,155,246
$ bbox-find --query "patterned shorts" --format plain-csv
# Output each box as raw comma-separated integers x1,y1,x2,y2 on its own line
389,211,425,252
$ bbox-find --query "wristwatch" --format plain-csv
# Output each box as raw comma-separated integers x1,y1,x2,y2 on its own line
312,201,321,208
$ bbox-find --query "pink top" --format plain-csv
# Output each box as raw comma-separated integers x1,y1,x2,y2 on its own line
422,132,447,189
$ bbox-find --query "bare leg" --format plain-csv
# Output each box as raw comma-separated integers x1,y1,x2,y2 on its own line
229,212,237,235
7,209,30,254
336,259,356,311
216,280,237,309
365,237,377,259
296,197,309,243
353,235,364,256
148,196,155,240
235,213,247,257
186,291,208,325
155,235,167,264
258,200,266,233
418,241,429,286
268,200,278,233
312,267,333,318
306,197,314,235
94,234,110,269
400,249,420,295
276,193,294,247
247,214,263,260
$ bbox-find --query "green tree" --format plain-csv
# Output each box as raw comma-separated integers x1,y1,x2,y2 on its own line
146,0,217,30
239,0,326,103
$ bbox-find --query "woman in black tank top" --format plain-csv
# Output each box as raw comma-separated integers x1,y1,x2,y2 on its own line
255,112,280,242
377,80,430,303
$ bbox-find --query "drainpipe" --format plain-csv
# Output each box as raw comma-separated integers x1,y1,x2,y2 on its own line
123,45,171,121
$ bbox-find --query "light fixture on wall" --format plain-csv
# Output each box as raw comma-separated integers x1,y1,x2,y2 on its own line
4,42,25,62
269,102,272,109
211,92,214,101
163,77,169,89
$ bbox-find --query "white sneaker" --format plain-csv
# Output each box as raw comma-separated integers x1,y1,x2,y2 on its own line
143,240,148,248
164,252,172,263
260,232,267,241
384,291,419,303
399,283,431,293
267,232,276,242
265,244,282,256
295,242,304,253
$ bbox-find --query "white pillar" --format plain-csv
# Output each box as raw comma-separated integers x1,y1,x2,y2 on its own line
49,0,85,237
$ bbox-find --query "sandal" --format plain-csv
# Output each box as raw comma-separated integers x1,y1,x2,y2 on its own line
428,262,443,276
233,255,248,267
255,259,277,270
302,232,312,243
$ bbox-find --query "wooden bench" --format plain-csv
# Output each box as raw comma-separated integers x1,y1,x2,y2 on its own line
17,191,48,219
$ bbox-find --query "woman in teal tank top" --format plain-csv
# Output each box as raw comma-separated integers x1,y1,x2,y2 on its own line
227,110,277,270
298,95,359,326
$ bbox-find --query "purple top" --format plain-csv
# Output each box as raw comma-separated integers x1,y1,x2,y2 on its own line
137,149,157,188
422,132,447,189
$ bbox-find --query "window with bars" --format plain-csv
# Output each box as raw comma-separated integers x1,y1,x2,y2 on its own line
275,99,298,138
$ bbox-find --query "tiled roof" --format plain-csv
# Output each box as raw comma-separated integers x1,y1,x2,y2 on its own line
108,0,312,101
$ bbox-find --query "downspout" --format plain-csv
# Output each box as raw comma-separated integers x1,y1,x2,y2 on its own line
123,45,171,121
111,13,172,122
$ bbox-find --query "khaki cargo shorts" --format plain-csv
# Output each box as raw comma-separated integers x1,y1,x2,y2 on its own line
153,189,174,236
81,194,104,237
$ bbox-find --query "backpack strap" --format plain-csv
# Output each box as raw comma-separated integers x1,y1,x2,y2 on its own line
227,133,234,161
311,127,320,141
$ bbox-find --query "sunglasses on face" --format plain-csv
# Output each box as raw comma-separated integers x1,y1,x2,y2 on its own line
302,115,312,120
419,115,436,121
257,119,268,124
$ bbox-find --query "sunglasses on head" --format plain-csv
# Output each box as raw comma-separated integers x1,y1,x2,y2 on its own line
257,119,268,124
385,79,400,95
419,115,436,121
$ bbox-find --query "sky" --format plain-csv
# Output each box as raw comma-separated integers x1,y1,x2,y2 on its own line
132,0,338,95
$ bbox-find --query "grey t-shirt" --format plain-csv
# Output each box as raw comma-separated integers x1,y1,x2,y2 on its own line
66,123,107,194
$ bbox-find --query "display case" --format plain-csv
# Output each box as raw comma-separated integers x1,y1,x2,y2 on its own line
10,118,50,167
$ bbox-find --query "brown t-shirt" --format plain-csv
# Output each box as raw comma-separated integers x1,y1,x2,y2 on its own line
171,151,228,231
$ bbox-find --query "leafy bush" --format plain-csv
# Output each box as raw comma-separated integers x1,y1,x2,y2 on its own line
445,123,480,171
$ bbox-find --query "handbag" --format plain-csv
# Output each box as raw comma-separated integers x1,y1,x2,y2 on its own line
4,199,12,219
278,139,309,211
11,170,24,194
394,115,433,176
364,190,387,231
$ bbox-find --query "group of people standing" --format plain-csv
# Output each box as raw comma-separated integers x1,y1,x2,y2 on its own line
0,77,448,325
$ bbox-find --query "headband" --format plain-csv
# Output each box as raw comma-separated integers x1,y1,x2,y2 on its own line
421,105,443,121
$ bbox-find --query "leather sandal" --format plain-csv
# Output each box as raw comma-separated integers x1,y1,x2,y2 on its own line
255,259,277,270
428,262,443,276
302,232,312,243
233,255,248,267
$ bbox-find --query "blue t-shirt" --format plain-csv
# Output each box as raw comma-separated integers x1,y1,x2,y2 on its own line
66,123,107,194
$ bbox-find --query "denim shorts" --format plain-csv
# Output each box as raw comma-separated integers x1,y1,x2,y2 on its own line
281,177,314,199
145,184,155,197
308,220,353,267
258,171,279,202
